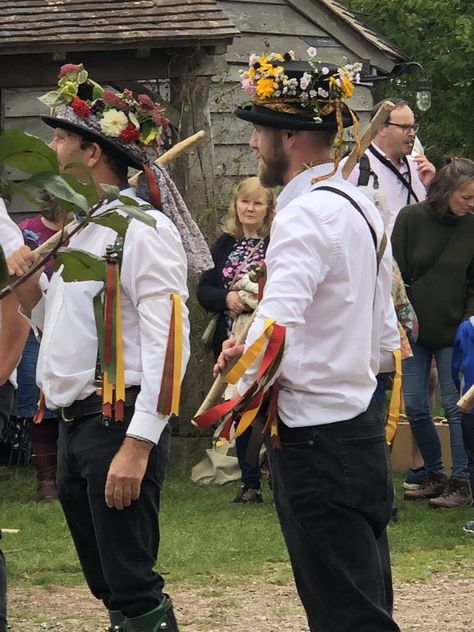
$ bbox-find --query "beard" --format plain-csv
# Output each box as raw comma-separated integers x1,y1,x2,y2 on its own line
257,134,289,188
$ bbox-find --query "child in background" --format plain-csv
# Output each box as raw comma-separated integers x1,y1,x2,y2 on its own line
452,316,474,534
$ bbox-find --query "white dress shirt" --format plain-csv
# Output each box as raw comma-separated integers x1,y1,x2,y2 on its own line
0,198,25,387
30,188,190,443
344,143,427,236
236,165,399,428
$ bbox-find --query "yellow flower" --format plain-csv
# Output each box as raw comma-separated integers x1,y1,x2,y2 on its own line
248,67,256,81
58,80,78,101
100,109,128,137
256,78,276,98
340,74,355,98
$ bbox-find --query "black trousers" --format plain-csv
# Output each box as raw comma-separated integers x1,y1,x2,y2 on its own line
57,409,170,618
461,413,474,484
0,382,14,632
268,399,400,632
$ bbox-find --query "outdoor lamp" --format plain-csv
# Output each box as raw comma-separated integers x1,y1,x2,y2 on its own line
360,61,432,112
415,78,432,112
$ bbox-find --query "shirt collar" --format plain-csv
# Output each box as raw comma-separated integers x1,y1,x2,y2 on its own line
276,163,335,212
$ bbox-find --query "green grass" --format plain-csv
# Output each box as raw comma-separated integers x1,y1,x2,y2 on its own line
1,442,473,589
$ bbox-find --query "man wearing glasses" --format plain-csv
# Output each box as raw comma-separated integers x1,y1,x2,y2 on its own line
346,98,435,236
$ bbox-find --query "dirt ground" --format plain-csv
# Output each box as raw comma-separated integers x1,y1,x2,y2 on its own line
8,573,474,631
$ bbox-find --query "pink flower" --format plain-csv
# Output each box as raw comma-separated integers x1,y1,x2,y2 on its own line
241,79,257,96
152,109,170,127
102,90,128,111
137,94,155,113
58,63,82,79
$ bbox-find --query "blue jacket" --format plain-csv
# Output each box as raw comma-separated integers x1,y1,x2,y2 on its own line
452,316,474,414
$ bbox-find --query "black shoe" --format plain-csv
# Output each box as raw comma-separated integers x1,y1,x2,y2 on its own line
232,486,263,503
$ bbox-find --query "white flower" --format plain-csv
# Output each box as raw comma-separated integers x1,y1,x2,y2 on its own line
321,67,330,75
318,87,329,98
300,72,312,91
313,116,323,124
100,109,128,137
307,47,318,58
249,54,259,66
288,50,296,60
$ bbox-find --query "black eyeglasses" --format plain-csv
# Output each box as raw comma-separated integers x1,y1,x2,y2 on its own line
386,122,420,133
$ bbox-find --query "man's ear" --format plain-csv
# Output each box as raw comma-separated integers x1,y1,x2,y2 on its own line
85,142,103,168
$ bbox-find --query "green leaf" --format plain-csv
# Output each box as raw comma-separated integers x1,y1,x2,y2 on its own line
59,172,99,209
111,204,156,228
90,210,130,237
27,172,90,213
117,195,141,207
53,248,107,283
0,244,9,290
0,129,59,175
100,183,121,202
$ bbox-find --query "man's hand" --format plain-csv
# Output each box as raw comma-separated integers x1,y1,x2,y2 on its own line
7,246,43,315
225,290,246,319
105,437,153,510
413,154,436,188
213,336,245,377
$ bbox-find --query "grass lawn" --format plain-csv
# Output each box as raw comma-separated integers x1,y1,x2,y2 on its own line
1,438,473,590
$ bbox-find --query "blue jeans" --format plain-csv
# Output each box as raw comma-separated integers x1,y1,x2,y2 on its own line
403,343,468,480
235,426,261,489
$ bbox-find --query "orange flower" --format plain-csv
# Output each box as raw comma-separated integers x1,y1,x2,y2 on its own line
256,78,276,98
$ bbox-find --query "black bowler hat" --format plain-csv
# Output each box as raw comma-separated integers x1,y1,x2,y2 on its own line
39,63,169,170
235,52,361,131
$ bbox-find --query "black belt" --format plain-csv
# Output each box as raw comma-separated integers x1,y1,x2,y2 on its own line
60,386,140,424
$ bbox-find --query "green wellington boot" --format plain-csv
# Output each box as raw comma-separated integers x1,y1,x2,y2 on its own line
124,597,178,632
107,609,125,631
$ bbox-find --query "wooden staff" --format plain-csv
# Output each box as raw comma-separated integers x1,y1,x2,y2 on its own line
457,384,474,413
194,100,396,421
35,130,207,257
341,100,395,180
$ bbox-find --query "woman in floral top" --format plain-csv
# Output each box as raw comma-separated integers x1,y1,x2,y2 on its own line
197,176,276,503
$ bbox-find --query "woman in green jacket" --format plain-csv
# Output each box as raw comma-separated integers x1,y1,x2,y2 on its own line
392,157,474,508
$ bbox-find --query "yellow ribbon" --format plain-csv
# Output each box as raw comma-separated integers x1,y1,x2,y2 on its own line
386,349,402,446
224,319,275,385
170,293,183,415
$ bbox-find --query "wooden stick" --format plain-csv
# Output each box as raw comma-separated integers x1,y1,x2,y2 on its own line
193,313,256,422
341,100,395,180
457,384,474,413
35,130,207,257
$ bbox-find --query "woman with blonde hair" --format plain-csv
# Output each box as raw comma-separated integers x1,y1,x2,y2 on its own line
197,176,276,502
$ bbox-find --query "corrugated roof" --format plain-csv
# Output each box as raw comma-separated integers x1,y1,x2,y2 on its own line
0,0,238,54
318,0,407,60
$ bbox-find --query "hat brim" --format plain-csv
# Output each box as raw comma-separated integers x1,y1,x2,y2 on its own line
41,116,144,170
235,104,354,131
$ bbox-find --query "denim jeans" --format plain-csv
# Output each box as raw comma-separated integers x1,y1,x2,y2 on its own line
57,410,171,618
268,400,400,632
235,426,261,489
403,343,468,480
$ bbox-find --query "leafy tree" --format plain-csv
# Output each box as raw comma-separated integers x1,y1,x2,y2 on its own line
344,0,474,164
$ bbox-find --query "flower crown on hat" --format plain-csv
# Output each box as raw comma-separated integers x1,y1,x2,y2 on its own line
39,63,170,148
240,48,362,122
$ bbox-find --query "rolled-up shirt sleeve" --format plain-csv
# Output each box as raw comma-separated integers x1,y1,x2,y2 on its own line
120,213,190,444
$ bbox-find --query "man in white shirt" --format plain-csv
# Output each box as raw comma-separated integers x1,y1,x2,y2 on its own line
0,199,27,632
219,51,401,631
6,66,210,632
344,98,435,236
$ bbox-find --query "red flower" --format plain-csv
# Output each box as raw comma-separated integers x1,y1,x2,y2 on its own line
58,63,82,79
71,97,91,118
152,109,170,128
120,123,140,143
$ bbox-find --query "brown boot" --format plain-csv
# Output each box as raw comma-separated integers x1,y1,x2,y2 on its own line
428,478,473,509
403,471,447,500
31,454,58,502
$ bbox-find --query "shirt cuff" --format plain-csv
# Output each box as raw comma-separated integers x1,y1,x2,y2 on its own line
126,409,169,444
